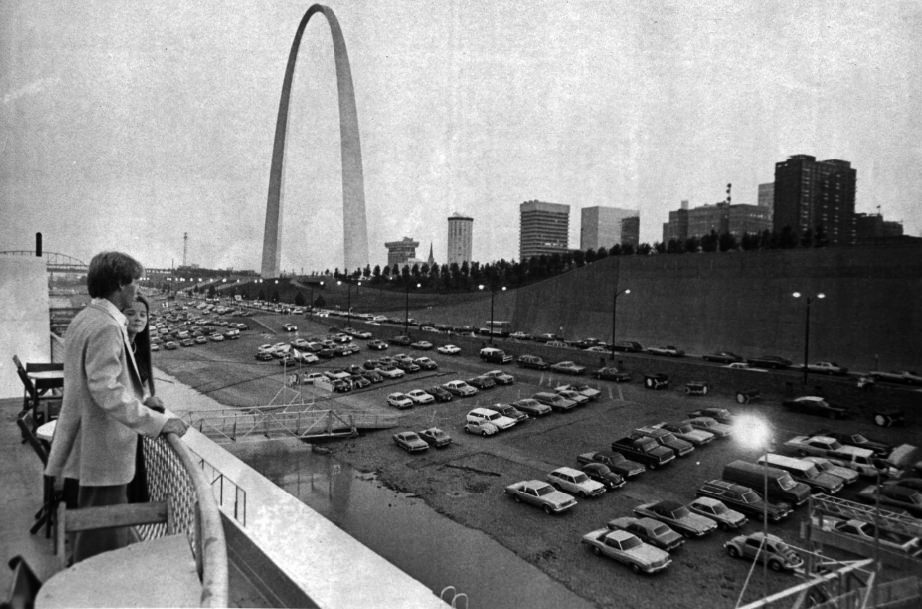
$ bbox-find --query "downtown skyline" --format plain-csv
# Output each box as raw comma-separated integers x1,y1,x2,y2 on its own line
2,1,920,272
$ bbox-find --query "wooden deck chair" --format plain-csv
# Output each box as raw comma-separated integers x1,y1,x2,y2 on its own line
55,501,171,568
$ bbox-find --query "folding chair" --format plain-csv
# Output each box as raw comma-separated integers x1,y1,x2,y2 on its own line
15,412,60,539
55,501,170,568
12,357,61,433
1,555,43,609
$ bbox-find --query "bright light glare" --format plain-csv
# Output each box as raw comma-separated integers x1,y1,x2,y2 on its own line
734,414,772,450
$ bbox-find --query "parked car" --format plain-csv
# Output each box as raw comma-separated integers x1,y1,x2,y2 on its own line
656,421,714,446
686,497,747,530
386,392,414,409
413,356,438,370
684,417,732,438
810,430,893,456
393,431,429,453
376,365,405,379
746,355,793,369
633,500,718,538
466,407,516,430
550,361,586,375
390,335,413,346
581,529,671,574
687,408,735,425
516,354,550,370
361,370,383,383
580,463,626,491
426,385,453,402
647,345,685,357
532,391,577,412
869,370,922,385
467,376,496,390
483,369,515,385
410,340,433,350
702,351,743,364
856,484,922,517
612,341,644,353
254,351,274,361
463,420,499,437
554,388,589,406
631,427,694,457
556,383,601,400
443,380,478,397
724,362,767,372
783,396,850,419
417,427,452,448
804,361,849,375
800,456,860,485
511,398,552,417
436,344,461,355
406,389,435,405
282,323,298,332
367,339,388,350
479,347,512,364
606,516,685,552
577,451,646,478
813,517,922,555
488,402,529,423
504,480,577,514
696,479,792,522
595,367,631,382
547,467,607,498
724,532,804,572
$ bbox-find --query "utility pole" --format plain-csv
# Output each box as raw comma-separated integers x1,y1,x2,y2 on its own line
183,232,188,267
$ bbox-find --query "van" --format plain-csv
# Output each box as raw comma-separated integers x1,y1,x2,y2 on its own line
722,460,811,506
479,347,512,364
466,407,516,431
825,446,900,478
757,454,843,494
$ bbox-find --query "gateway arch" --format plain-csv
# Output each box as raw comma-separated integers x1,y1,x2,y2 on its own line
261,4,369,278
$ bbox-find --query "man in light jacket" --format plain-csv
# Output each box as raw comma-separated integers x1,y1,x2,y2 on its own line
45,251,188,561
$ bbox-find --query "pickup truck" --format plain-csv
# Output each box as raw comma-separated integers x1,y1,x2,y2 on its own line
783,435,844,457
611,436,675,470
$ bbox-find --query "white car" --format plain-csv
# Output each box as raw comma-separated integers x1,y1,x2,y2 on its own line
464,420,499,436
376,365,406,379
557,383,601,400
466,407,516,430
406,389,435,405
723,362,767,372
547,467,606,498
300,372,327,385
437,344,462,355
801,456,860,485
684,417,732,438
484,369,515,385
386,392,414,409
555,388,589,406
443,380,478,397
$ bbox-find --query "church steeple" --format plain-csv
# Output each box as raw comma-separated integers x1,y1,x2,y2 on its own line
427,242,435,266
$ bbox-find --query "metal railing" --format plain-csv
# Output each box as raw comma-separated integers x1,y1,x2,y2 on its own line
187,407,398,442
142,434,229,607
198,457,247,526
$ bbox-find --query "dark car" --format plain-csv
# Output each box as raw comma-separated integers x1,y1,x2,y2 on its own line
516,354,550,370
702,351,743,364
856,484,922,517
643,374,669,390
577,451,645,478
367,339,388,350
581,463,626,491
783,396,850,419
811,430,893,456
426,386,453,402
696,479,792,522
467,376,496,390
613,341,644,352
595,367,631,382
390,335,413,346
747,355,793,369
361,370,383,383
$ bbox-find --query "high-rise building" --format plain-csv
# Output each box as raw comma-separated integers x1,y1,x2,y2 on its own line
662,200,772,242
519,200,570,261
758,183,774,208
446,213,473,266
773,155,856,245
580,206,640,250
855,213,904,241
385,237,419,267
620,216,640,248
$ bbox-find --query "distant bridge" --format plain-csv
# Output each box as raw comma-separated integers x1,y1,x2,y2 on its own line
0,250,87,273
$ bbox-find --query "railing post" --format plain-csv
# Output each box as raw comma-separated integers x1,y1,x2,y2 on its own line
194,499,204,579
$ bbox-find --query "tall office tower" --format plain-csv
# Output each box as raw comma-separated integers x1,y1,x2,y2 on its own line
758,183,774,208
773,155,856,245
519,200,570,261
446,213,473,266
385,237,419,267
662,200,690,243
620,216,640,247
580,206,640,250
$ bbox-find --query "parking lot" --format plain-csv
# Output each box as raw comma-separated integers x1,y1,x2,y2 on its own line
153,303,920,609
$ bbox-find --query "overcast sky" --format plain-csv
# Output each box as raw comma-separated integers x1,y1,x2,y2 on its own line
2,1,920,272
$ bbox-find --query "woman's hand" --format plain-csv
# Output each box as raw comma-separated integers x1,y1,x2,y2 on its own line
144,396,166,413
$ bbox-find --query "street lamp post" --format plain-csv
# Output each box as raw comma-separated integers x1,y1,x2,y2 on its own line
792,292,825,385
308,280,324,322
478,284,507,344
609,288,631,361
735,415,772,602
404,280,421,336
337,280,361,326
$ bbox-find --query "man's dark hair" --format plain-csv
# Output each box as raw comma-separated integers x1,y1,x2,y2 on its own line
86,251,144,298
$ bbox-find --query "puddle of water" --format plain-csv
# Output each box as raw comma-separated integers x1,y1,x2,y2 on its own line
246,450,595,609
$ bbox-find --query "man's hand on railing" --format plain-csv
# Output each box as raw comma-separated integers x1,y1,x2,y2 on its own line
161,417,189,437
